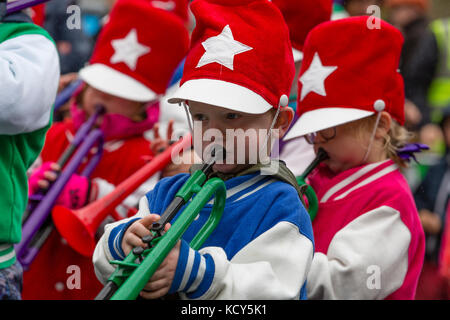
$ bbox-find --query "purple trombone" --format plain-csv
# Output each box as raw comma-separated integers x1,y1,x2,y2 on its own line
16,106,105,270
6,0,50,14
0,0,52,21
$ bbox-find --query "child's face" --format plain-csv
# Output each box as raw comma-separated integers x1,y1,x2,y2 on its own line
188,101,290,174
388,5,423,29
345,0,382,16
311,121,373,173
443,118,450,148
81,86,145,121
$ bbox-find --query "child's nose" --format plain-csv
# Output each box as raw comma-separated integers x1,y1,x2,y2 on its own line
314,135,327,145
92,87,114,101
206,120,226,136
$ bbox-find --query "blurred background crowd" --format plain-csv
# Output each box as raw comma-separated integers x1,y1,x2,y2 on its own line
29,0,450,300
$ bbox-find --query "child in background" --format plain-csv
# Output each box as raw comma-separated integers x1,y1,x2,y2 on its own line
286,16,425,299
332,0,350,20
22,0,189,300
94,0,314,300
343,0,383,16
0,6,60,300
440,204,450,295
150,0,194,143
414,105,450,299
272,0,333,176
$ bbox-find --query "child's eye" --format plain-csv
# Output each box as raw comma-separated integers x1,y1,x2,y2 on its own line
192,114,207,121
226,113,240,120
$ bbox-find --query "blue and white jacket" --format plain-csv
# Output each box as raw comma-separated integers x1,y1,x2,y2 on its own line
93,172,314,300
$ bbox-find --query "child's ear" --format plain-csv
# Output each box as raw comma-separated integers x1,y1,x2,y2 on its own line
274,106,294,139
376,111,392,138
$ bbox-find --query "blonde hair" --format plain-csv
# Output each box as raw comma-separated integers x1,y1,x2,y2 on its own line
344,114,415,168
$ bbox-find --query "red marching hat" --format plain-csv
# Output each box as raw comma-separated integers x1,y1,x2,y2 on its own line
79,0,190,102
168,0,295,114
272,0,333,63
285,16,405,140
30,3,46,26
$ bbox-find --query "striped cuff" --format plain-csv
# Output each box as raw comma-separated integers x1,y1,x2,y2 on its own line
169,240,215,299
107,218,140,260
0,244,16,269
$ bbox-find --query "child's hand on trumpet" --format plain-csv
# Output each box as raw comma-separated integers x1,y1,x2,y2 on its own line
150,120,175,156
28,161,91,209
122,214,180,299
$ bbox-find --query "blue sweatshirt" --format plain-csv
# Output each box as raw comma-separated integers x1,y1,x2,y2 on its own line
94,172,314,300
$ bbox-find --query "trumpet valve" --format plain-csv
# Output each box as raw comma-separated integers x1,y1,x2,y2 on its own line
142,234,155,245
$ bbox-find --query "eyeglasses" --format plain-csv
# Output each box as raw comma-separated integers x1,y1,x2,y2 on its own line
305,127,336,145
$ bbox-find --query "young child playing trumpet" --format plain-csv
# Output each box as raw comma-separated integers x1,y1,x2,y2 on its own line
284,16,425,299
22,0,189,300
93,0,314,300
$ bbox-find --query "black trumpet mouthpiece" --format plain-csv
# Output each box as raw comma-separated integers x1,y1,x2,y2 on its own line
211,145,226,161
200,144,227,176
317,148,330,162
95,104,106,115
205,144,226,165
298,148,330,181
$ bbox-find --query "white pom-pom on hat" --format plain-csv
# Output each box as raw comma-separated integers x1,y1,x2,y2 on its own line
279,94,289,107
374,99,386,112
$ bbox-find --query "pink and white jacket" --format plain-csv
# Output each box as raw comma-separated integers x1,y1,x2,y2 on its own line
306,159,425,300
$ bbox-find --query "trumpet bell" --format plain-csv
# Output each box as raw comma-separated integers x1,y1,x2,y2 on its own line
52,205,97,257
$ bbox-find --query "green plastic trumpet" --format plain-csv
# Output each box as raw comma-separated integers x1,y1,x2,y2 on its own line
95,149,226,300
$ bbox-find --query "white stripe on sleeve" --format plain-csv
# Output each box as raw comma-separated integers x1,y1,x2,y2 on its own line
306,206,411,299
181,221,313,300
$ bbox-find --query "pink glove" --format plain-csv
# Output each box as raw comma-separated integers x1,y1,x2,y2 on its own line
28,162,55,196
28,162,90,209
56,173,91,209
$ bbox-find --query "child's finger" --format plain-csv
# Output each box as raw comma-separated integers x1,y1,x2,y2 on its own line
150,263,174,281
164,222,171,233
142,277,170,292
124,233,144,247
37,179,50,189
138,214,161,228
140,282,170,300
153,123,160,140
125,215,162,242
157,222,171,237
129,222,153,239
123,233,146,255
43,171,58,181
167,119,174,141
50,163,61,172
139,289,166,300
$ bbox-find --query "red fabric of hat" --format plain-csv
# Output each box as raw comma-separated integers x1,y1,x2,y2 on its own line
148,0,190,23
168,0,295,114
81,0,189,102
285,16,405,139
271,0,333,54
30,4,46,27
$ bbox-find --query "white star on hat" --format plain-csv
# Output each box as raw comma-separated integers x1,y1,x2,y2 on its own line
196,25,253,71
110,29,151,71
299,52,337,101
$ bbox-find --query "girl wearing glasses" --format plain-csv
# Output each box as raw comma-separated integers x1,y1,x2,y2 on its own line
284,16,425,299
